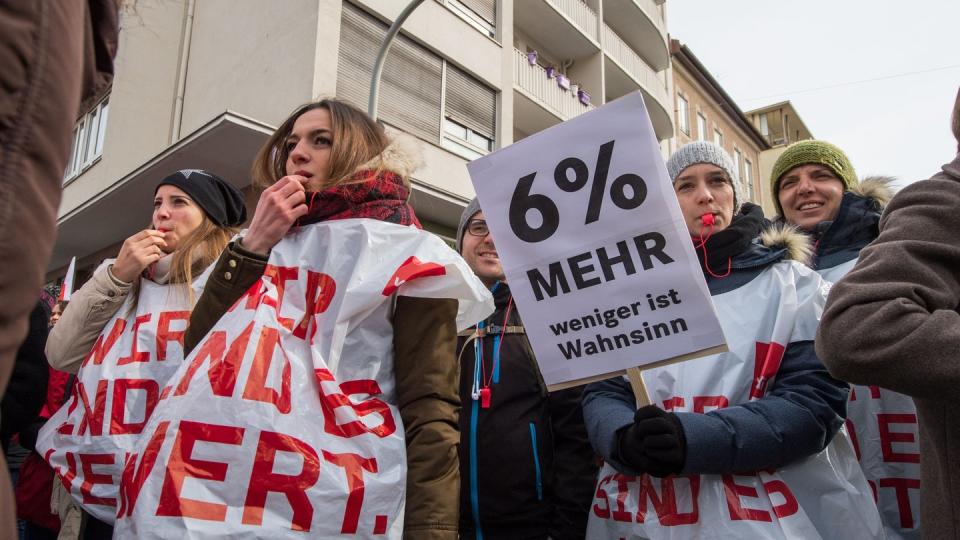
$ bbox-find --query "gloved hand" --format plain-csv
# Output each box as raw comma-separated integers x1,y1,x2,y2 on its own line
615,405,687,477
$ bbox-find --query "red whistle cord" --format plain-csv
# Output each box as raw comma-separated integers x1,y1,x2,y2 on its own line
695,214,732,278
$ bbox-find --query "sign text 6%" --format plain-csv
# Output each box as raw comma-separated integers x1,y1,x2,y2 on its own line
508,140,647,243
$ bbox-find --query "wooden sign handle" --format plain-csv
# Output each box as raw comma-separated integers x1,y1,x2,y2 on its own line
626,367,651,407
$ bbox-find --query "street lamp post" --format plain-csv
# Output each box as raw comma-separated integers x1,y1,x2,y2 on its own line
368,0,427,121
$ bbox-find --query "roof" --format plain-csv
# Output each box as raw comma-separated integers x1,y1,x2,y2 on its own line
670,39,770,150
743,101,814,139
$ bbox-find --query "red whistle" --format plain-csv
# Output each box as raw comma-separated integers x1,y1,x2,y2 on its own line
701,213,715,226
480,388,491,409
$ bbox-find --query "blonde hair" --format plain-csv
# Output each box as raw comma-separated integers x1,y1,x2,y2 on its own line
251,99,392,192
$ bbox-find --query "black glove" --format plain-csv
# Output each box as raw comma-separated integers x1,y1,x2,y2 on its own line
615,405,687,477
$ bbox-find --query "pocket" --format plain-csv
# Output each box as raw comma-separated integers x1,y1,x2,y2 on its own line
529,422,543,501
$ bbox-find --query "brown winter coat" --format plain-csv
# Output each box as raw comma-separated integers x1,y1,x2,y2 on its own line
0,2,118,536
816,155,960,539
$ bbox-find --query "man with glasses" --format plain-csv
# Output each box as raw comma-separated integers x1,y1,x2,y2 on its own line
454,198,597,540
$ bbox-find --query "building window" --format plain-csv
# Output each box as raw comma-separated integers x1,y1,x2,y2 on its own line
442,0,496,38
442,118,493,160
337,2,496,158
676,94,689,135
713,128,723,148
697,113,707,141
758,113,769,136
744,158,754,200
733,147,743,181
443,63,496,160
64,96,109,182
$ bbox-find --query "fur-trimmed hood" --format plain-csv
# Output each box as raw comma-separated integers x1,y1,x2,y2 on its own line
760,223,813,266
849,175,895,210
358,132,425,180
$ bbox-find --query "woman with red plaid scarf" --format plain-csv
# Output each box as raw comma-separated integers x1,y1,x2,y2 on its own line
181,99,473,539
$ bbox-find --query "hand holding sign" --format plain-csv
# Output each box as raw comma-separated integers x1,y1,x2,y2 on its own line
468,92,726,392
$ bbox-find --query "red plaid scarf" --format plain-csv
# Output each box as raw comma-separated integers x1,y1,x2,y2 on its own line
294,169,421,228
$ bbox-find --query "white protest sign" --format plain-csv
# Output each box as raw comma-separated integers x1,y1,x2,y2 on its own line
467,92,725,389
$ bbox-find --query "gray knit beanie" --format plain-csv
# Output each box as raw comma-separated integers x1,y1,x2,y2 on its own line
455,197,483,254
666,141,744,215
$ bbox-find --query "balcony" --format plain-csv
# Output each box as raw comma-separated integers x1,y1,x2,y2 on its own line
514,0,600,61
602,25,672,139
602,0,668,71
513,48,594,135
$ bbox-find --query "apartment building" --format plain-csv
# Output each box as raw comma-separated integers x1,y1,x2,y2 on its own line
49,0,673,281
668,39,770,211
745,101,814,215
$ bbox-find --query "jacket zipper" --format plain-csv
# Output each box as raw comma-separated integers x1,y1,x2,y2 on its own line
469,281,502,538
470,323,484,539
529,422,543,501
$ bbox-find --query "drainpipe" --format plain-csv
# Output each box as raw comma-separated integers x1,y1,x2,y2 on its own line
169,0,197,144
368,0,426,120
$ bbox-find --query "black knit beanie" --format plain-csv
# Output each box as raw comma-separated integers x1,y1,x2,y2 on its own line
155,169,247,227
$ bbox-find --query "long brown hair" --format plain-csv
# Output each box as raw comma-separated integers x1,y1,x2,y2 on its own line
129,215,237,310
251,99,391,191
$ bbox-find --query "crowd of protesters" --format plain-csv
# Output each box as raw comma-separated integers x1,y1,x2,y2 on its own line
0,9,957,535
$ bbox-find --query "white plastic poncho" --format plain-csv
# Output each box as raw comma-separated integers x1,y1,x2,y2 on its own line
37,262,213,523
587,261,884,540
105,220,492,538
820,260,921,539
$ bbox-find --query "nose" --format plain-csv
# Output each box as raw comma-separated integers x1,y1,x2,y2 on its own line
154,202,171,222
693,183,714,204
796,175,814,195
289,139,309,165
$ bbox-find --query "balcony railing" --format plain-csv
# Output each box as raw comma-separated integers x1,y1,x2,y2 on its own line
602,24,668,108
514,48,593,120
547,0,598,41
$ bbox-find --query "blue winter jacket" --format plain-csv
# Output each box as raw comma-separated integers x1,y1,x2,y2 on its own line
582,215,849,476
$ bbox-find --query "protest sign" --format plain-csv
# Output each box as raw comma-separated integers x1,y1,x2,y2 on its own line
37,262,213,523
103,220,491,538
467,91,725,391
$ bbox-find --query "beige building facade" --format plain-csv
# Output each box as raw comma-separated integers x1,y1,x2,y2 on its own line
745,101,814,215
667,39,769,211
50,0,673,281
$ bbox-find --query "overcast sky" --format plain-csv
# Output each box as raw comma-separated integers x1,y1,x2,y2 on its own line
666,0,960,188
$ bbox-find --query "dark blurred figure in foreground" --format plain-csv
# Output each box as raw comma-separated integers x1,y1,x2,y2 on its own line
0,1,119,536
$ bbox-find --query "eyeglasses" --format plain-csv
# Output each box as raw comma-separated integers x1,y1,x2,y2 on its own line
466,219,490,238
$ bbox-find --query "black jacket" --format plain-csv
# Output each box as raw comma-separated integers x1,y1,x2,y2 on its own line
457,282,598,540
1,301,49,451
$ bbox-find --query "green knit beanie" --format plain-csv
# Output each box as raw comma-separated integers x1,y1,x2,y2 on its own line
770,140,857,216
